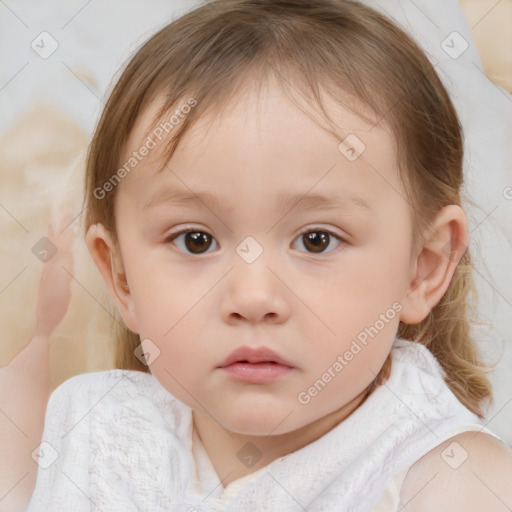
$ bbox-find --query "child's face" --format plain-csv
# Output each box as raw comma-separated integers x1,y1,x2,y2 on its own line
109,81,417,436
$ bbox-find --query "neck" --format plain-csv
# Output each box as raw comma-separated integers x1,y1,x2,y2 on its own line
192,388,370,487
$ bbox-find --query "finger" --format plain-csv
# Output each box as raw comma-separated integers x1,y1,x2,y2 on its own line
57,212,76,231
55,214,79,247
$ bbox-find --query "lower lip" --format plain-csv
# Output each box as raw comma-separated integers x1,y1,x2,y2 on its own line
219,362,292,383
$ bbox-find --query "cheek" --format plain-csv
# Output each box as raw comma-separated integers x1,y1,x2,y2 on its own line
301,312,397,415
127,261,215,360
138,305,211,400
133,279,203,341
123,247,199,332
296,251,403,392
305,253,404,334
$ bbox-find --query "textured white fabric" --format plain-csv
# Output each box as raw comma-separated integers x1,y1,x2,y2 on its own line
26,338,503,511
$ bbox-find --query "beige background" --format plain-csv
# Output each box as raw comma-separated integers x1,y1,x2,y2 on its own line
459,0,512,93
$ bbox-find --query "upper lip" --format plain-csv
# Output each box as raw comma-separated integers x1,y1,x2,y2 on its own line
218,346,294,367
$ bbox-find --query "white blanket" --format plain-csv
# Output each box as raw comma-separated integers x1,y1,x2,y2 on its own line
26,338,502,511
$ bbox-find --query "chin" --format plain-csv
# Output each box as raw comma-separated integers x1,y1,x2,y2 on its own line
219,408,293,436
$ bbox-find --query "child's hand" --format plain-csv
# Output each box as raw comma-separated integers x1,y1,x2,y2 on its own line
0,213,78,512
34,214,76,338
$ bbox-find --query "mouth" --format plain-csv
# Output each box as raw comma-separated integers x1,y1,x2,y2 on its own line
217,346,294,383
218,346,293,368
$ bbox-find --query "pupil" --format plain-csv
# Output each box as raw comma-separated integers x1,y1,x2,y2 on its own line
304,232,329,253
185,232,211,253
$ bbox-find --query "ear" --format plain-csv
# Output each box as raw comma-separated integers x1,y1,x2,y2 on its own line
399,205,468,324
85,223,139,333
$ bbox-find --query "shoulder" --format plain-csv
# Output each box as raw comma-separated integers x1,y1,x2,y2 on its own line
399,431,512,511
46,369,151,417
40,369,166,453
49,369,135,398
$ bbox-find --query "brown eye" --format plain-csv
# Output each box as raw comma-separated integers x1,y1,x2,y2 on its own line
184,232,212,253
303,231,329,252
167,230,217,254
294,229,342,254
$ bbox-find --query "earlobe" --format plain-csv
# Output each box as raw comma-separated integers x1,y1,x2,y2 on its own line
85,223,139,333
399,205,468,325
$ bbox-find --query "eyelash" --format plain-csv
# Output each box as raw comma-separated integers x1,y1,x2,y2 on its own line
164,226,345,255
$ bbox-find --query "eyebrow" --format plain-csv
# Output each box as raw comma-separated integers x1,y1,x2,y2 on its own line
143,187,372,214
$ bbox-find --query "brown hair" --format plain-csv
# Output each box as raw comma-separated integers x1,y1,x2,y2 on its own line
84,0,494,418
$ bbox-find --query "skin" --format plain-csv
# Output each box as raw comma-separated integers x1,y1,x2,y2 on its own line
86,78,469,487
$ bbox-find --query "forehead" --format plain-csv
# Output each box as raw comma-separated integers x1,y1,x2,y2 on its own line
118,80,400,208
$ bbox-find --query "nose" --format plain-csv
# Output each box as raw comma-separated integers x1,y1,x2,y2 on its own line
220,256,290,325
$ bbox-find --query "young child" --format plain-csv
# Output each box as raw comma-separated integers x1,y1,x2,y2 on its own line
26,0,512,510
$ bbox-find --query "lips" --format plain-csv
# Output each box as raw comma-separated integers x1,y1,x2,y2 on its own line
218,346,294,368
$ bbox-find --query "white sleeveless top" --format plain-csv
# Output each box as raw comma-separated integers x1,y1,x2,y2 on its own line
27,338,502,511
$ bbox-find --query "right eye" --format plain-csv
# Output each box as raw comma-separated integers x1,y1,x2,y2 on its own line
165,229,219,255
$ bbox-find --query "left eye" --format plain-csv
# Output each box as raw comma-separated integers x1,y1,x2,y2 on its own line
292,229,343,254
